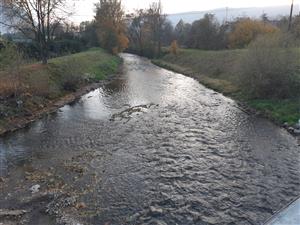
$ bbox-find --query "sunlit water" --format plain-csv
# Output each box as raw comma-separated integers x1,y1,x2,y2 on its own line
0,54,299,225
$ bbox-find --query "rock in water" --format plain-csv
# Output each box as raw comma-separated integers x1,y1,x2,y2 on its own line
0,209,27,218
29,184,40,193
149,206,163,216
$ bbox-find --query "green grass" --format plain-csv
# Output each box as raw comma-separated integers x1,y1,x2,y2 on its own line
247,99,300,125
152,59,239,95
160,49,245,79
154,48,300,125
48,48,121,81
153,48,243,96
0,48,122,125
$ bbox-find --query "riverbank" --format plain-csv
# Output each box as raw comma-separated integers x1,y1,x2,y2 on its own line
152,48,300,135
0,48,122,136
1,53,299,225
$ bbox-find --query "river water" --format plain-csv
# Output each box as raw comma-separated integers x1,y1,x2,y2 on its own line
0,54,299,225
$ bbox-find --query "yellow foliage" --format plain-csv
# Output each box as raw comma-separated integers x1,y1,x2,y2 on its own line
117,33,129,52
229,19,279,48
170,40,179,55
95,0,129,54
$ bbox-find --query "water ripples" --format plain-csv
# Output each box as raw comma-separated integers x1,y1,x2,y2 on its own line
0,54,299,224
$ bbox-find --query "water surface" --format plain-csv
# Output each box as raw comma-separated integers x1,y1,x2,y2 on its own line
0,54,299,225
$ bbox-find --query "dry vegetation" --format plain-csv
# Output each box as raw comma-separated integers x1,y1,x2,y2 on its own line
0,46,121,124
238,33,300,99
153,33,300,125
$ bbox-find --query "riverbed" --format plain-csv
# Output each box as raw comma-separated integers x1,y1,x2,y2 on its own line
0,54,299,225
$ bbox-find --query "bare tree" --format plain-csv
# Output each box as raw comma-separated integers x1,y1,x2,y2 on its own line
127,10,147,55
1,0,72,64
126,2,167,57
145,1,165,57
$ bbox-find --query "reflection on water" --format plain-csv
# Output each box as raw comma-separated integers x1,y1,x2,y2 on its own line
0,54,299,225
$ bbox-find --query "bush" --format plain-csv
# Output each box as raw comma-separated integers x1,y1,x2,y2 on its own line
0,42,24,70
51,58,86,92
0,42,24,98
170,40,179,55
16,42,40,59
49,39,86,56
229,19,279,49
26,69,60,98
238,33,300,98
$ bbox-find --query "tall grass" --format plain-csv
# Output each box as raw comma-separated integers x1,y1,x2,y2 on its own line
0,42,24,98
0,48,121,100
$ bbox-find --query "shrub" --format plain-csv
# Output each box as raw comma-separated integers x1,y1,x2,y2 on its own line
0,42,24,98
229,19,279,49
0,73,21,98
170,40,179,55
49,39,86,56
238,33,300,98
0,41,24,70
52,59,85,92
26,70,60,98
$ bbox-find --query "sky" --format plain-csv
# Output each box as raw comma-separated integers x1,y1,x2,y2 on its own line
71,0,299,23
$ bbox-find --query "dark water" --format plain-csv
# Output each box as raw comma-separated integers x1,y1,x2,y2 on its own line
0,54,299,225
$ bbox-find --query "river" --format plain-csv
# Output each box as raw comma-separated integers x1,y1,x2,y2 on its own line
0,54,299,225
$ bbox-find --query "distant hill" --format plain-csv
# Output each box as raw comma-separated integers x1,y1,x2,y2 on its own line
167,5,300,25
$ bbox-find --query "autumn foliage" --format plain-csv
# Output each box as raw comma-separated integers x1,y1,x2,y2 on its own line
95,0,129,54
237,33,299,98
170,40,179,55
229,19,279,48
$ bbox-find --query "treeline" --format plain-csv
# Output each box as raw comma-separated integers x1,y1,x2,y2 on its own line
127,13,300,55
91,0,300,58
1,0,300,61
1,21,98,60
170,14,300,50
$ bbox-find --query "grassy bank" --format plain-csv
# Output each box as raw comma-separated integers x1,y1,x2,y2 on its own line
153,48,300,126
0,48,121,134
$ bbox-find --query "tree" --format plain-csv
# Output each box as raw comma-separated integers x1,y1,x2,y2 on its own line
144,1,166,57
288,0,294,31
127,10,147,55
187,14,221,50
228,18,279,49
95,0,129,54
1,0,72,64
126,2,166,58
79,21,99,48
174,19,191,46
161,19,174,46
261,13,269,23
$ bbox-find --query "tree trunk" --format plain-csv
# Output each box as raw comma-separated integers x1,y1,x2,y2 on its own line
40,42,48,64
288,0,294,31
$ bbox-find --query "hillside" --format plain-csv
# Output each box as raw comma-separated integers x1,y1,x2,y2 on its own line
167,5,299,24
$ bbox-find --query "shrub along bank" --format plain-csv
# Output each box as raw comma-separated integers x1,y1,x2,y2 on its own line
0,48,122,134
153,40,300,126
